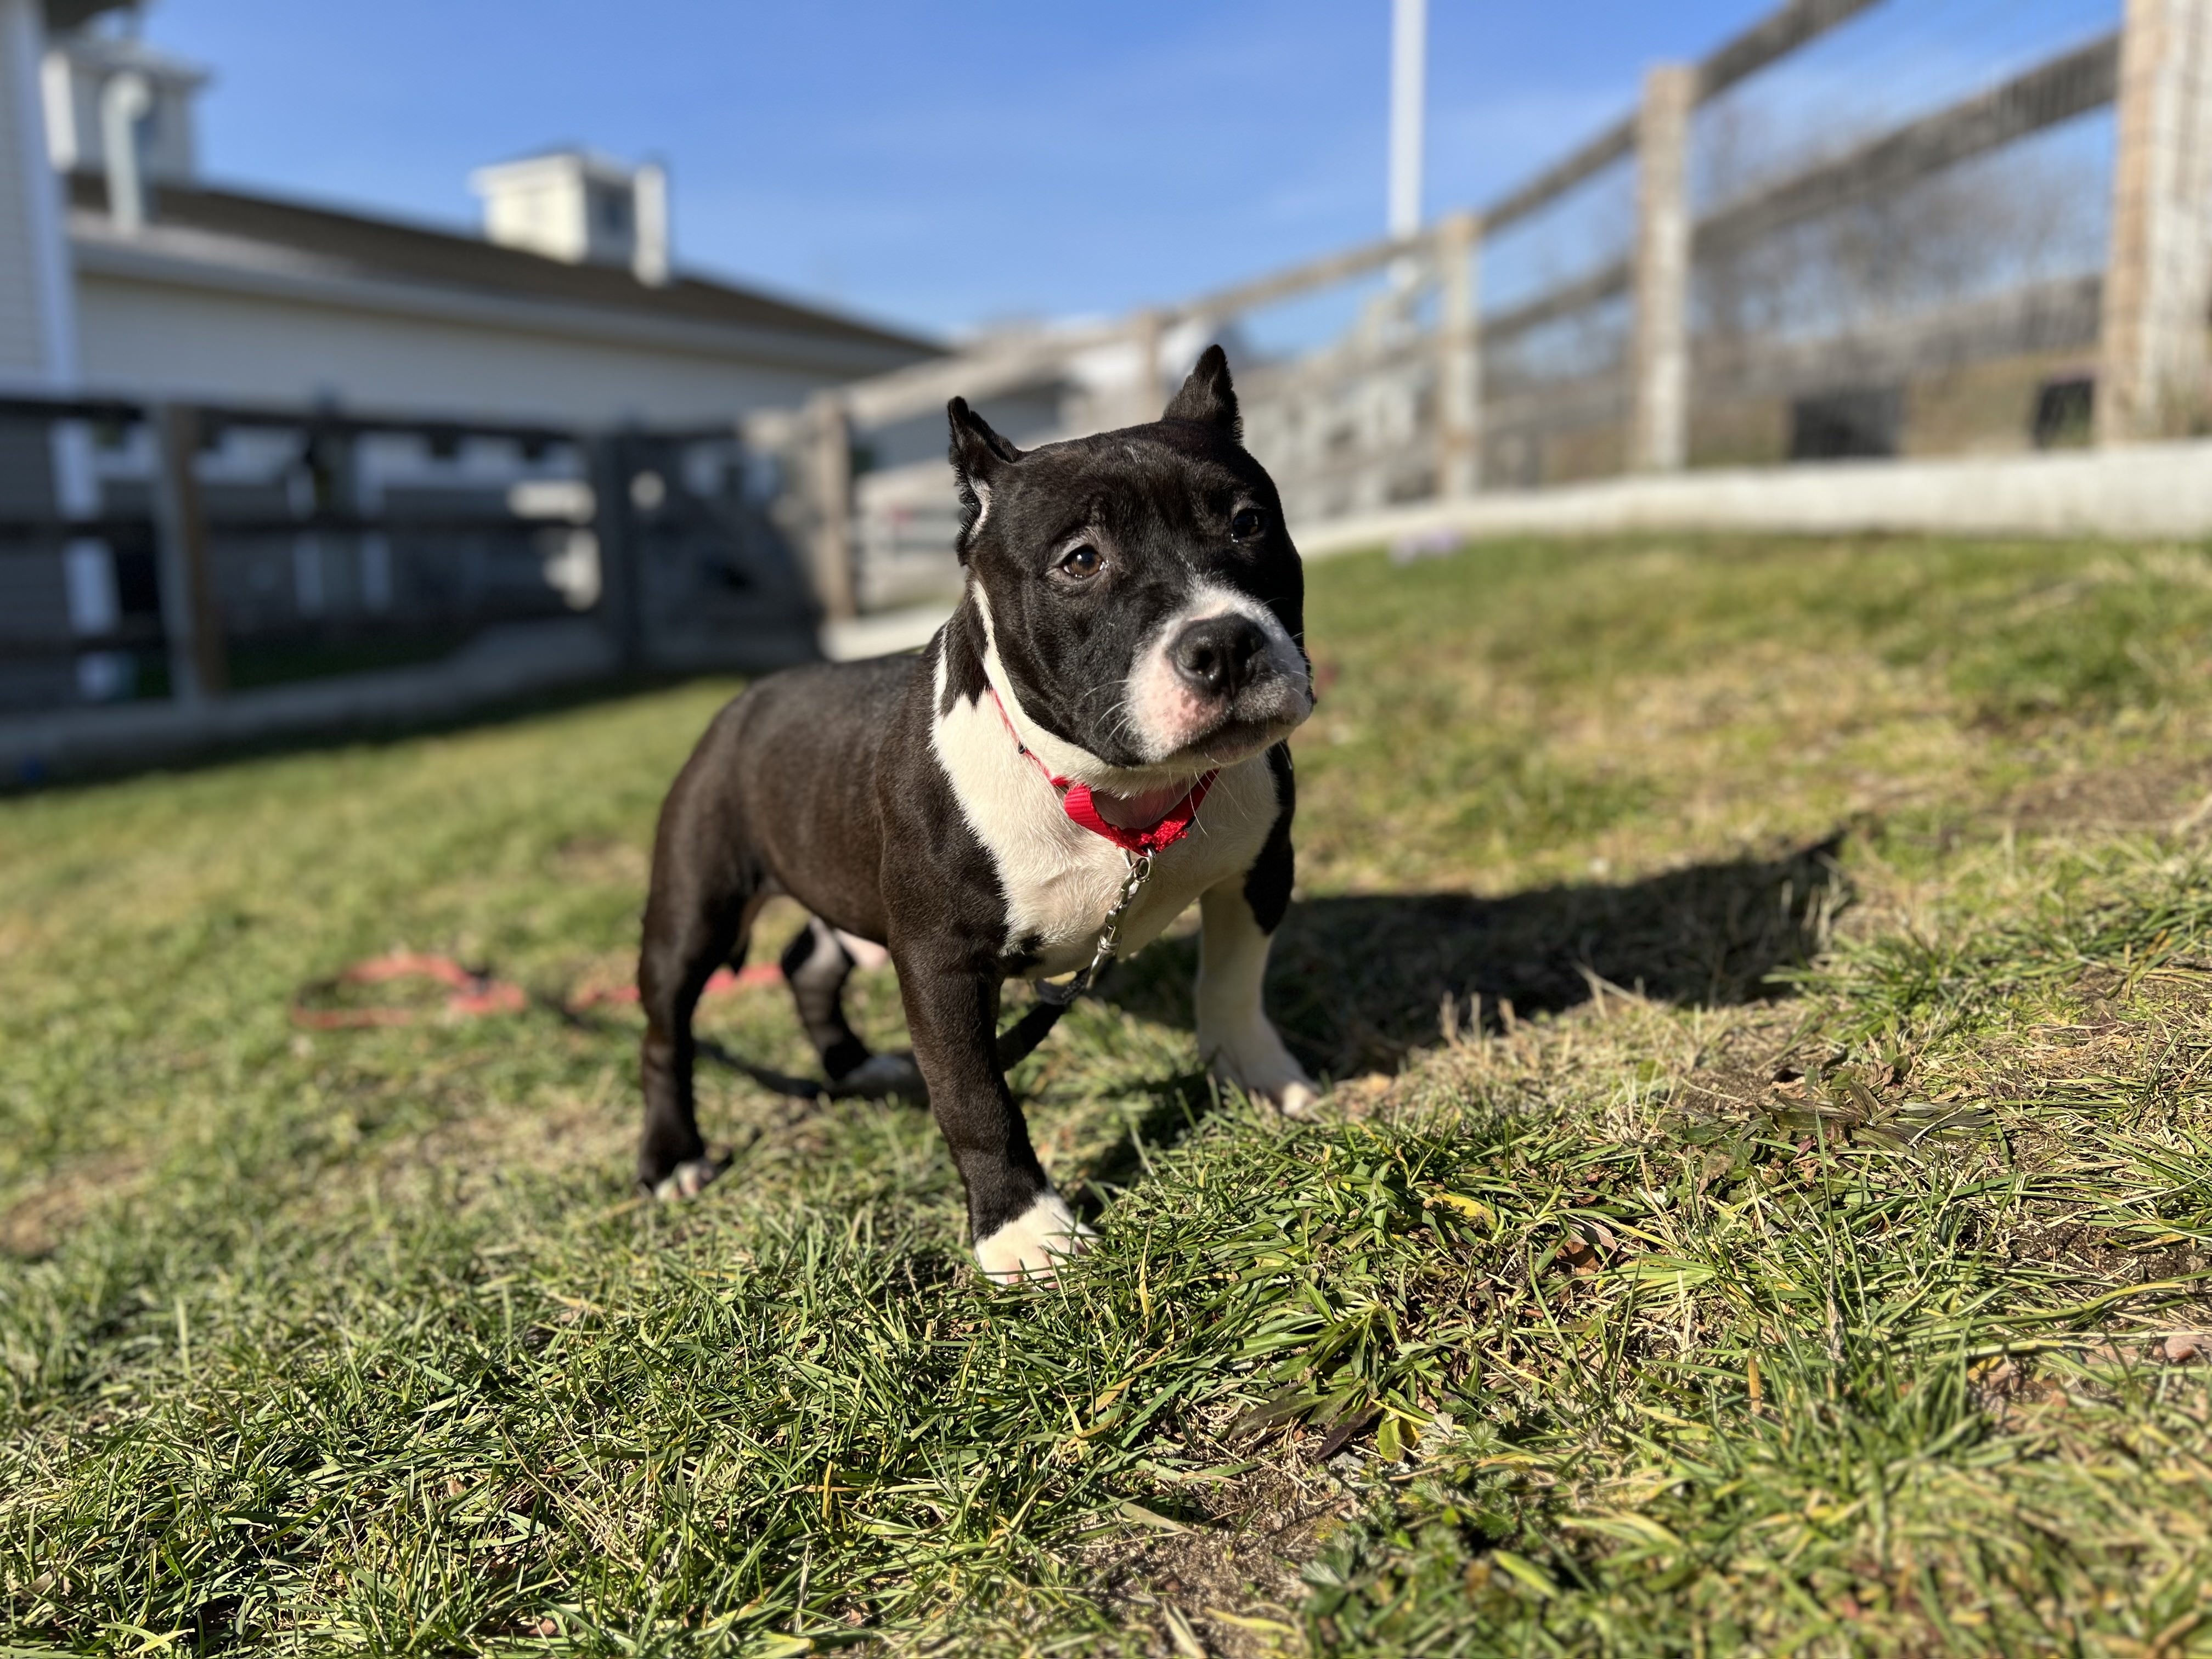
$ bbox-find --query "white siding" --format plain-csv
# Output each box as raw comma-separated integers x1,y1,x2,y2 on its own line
77,270,851,425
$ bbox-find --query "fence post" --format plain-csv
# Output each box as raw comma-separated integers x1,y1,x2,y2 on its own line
150,403,226,702
2096,0,2212,443
1436,212,1483,498
1127,309,1164,427
588,433,647,671
1630,62,1695,473
805,393,856,623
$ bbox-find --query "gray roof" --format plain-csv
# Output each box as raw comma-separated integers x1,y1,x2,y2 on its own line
44,1,132,32
66,172,940,360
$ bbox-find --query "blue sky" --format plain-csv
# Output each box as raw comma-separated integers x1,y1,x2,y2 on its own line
143,1,2118,342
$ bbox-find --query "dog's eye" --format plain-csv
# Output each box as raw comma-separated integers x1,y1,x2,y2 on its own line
1230,507,1266,540
1058,544,1103,579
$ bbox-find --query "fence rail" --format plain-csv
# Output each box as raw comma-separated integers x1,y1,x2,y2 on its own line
748,0,2208,624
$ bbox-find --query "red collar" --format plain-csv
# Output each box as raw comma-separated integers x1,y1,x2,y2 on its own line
989,687,1216,855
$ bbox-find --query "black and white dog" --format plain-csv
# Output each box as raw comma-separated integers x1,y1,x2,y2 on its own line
636,347,1317,1282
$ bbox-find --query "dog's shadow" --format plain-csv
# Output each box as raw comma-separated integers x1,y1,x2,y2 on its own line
1071,834,1846,1195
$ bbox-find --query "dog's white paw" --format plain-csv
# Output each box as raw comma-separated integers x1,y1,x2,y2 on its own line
652,1157,723,1202
974,1191,1097,1285
1203,1020,1321,1118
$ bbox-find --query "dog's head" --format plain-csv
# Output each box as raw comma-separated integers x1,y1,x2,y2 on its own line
947,346,1311,788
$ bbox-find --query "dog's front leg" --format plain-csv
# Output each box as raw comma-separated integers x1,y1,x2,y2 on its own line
894,944,1094,1283
1195,874,1319,1116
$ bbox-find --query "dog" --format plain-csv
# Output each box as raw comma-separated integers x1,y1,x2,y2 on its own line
635,346,1317,1282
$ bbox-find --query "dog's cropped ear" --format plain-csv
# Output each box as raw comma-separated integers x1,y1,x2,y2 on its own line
947,397,1023,560
1162,344,1241,443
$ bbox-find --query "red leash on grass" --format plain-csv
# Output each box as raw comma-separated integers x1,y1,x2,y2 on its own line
289,953,526,1029
565,962,782,1010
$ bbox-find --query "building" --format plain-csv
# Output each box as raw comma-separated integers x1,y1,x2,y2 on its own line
0,0,940,728
7,7,936,422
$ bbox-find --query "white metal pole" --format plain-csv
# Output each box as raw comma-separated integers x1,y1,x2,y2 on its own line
100,70,151,234
1389,0,1426,238
632,161,669,286
1,0,80,387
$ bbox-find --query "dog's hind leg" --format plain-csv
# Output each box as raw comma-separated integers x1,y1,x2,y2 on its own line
782,916,926,1098
637,770,765,1199
781,917,868,1079
639,889,760,1198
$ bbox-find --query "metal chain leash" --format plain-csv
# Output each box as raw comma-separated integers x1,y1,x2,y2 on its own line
1037,850,1154,1007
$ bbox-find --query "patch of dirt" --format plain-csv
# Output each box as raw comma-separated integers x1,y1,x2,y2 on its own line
2132,967,2212,1021
547,834,650,887
2006,1215,2212,1291
1084,1449,1357,1657
0,911,47,964
0,1154,146,1258
1667,1012,1825,1122
2007,761,2212,834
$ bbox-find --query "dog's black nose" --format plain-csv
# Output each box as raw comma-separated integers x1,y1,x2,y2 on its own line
1170,613,1269,699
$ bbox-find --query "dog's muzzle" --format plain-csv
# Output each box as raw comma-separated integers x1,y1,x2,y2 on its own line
1170,613,1272,701
1165,613,1310,761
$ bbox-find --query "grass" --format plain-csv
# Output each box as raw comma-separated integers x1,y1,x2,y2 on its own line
3,532,2211,1656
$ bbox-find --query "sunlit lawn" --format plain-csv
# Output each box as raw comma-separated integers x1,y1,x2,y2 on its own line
4,534,2211,1655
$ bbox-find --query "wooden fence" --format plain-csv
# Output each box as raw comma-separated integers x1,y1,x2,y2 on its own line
753,0,2210,623
0,394,817,777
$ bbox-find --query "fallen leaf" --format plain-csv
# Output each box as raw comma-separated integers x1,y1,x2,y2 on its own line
1120,1499,1193,1533
1161,1604,1207,1658
1313,1406,1379,1461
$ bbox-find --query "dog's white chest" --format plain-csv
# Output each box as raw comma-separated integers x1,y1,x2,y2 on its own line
930,690,1278,973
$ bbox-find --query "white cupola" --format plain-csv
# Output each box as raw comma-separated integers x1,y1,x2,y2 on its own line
42,25,206,183
469,149,670,286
